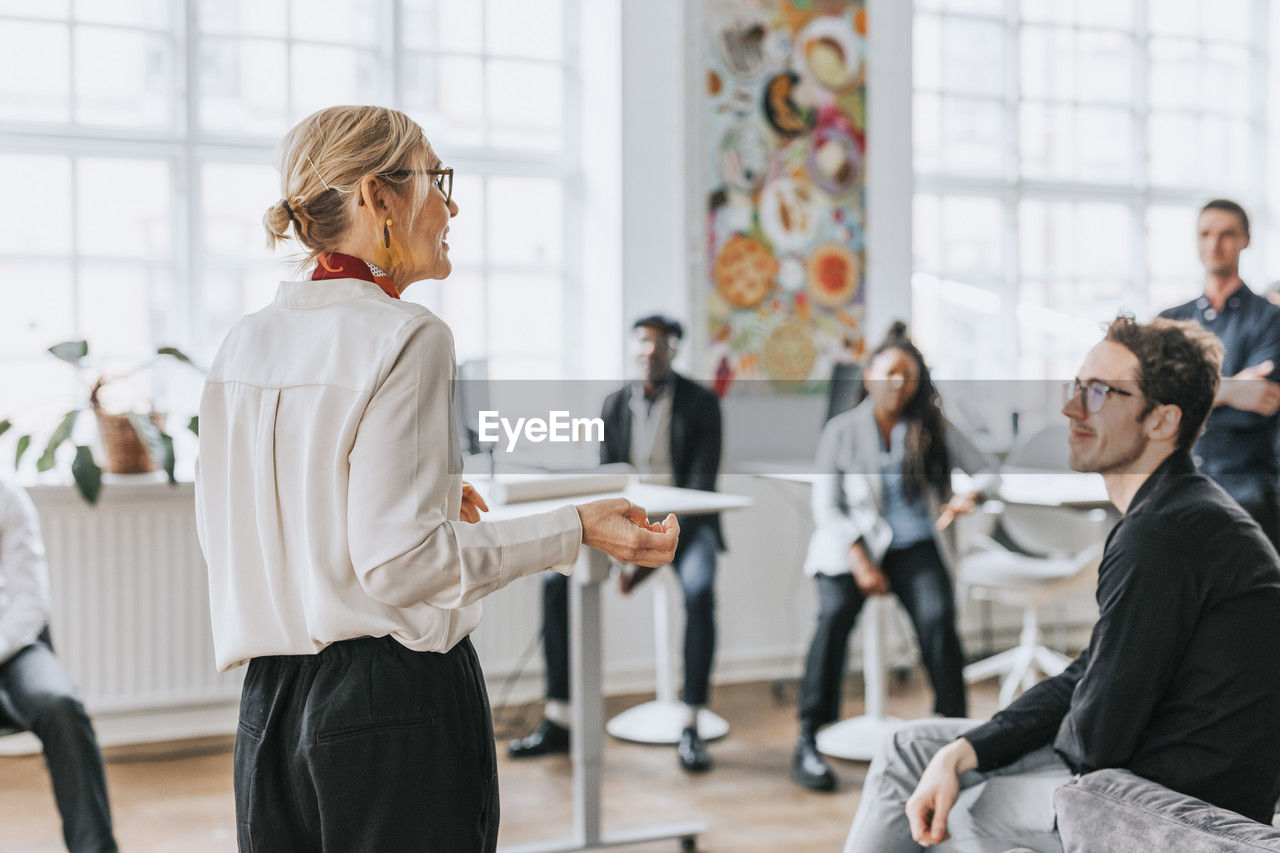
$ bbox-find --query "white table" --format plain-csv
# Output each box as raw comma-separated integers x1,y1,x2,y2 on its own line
481,479,751,853
995,467,1110,509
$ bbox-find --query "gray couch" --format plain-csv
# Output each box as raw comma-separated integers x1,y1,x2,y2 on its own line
1054,769,1280,852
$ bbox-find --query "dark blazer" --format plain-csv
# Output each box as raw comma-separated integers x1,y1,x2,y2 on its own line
600,372,725,552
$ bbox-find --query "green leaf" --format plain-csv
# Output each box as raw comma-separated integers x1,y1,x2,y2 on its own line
14,434,30,469
71,445,102,505
156,346,199,370
0,419,10,438
126,412,166,471
187,415,199,437
37,410,80,472
48,340,88,366
158,431,176,484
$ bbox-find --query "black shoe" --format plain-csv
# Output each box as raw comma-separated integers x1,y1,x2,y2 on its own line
507,718,570,758
677,726,712,773
791,732,836,792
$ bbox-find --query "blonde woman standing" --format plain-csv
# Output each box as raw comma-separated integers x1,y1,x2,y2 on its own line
194,106,678,852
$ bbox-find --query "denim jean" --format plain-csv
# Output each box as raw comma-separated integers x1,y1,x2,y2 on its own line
798,539,967,731
543,522,719,706
0,640,117,852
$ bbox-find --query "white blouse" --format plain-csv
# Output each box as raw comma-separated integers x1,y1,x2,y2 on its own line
195,278,582,671
0,480,51,666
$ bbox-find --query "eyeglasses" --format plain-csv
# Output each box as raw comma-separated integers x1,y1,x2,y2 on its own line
1063,379,1161,415
386,167,453,206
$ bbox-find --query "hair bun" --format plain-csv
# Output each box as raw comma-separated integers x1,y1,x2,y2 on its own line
886,320,909,340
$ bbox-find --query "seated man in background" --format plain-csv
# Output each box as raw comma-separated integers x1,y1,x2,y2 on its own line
845,315,1280,852
510,314,725,773
0,480,117,852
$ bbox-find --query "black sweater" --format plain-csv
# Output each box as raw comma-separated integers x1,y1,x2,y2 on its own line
964,450,1280,824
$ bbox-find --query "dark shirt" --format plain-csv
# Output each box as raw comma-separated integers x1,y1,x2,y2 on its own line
964,450,1280,823
600,372,725,554
1159,283,1280,504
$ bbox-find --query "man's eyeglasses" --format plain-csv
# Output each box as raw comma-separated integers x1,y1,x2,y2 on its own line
386,167,453,206
1063,379,1160,415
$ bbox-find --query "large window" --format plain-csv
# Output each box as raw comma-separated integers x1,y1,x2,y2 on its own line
0,0,581,462
912,0,1273,379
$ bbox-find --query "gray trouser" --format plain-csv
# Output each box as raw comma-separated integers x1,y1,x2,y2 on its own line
844,719,1074,853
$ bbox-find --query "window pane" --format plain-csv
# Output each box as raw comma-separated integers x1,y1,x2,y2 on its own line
74,26,175,129
0,154,72,254
941,18,1004,96
200,265,285,359
438,271,486,362
79,262,155,357
289,0,379,44
0,0,67,17
1078,30,1132,104
1203,43,1250,115
445,172,484,267
487,273,562,356
487,60,563,149
914,13,941,91
198,0,287,36
1076,107,1130,182
77,158,171,257
291,45,381,122
1201,0,1250,43
0,20,70,122
202,162,279,260
403,0,482,52
941,195,1002,273
200,37,288,134
1148,0,1198,37
73,0,173,27
940,95,1003,175
486,177,562,266
914,194,941,271
486,0,562,59
404,54,485,148
0,260,74,357
1147,205,1198,282
0,362,76,446
1078,0,1134,29
1149,38,1198,112
913,93,942,172
1148,112,1198,187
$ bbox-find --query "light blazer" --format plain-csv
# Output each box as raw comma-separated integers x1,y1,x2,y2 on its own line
803,399,1000,577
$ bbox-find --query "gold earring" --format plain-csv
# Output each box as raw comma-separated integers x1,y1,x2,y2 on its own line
383,218,393,249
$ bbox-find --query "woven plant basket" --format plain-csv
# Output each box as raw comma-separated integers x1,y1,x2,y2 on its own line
91,380,166,474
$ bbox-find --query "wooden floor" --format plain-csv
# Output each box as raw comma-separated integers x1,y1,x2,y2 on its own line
0,672,1003,852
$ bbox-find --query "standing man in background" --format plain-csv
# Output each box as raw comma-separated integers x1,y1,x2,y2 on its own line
0,480,117,852
510,314,726,773
1159,198,1280,548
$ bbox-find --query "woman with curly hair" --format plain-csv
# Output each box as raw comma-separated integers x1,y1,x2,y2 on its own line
791,321,998,793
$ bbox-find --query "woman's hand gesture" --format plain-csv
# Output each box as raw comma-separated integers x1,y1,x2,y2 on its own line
577,499,679,568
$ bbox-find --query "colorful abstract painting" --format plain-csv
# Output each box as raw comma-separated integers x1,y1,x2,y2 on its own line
703,0,867,393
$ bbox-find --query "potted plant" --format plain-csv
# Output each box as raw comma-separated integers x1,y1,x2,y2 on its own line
0,340,203,505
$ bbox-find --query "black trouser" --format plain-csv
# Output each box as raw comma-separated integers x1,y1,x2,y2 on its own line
1240,492,1280,554
797,539,967,732
234,635,498,852
543,523,719,706
0,639,116,853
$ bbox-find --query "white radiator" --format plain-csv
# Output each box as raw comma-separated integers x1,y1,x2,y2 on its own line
7,479,243,753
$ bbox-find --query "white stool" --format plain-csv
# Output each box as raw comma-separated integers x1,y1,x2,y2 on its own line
606,567,729,744
815,595,903,761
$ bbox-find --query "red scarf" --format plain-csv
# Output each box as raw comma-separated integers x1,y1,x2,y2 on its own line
311,252,399,299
